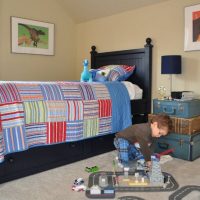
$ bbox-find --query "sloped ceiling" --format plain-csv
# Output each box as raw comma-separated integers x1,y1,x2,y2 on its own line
57,0,169,23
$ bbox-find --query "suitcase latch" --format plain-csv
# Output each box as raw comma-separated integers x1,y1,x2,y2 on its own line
156,102,160,109
179,139,184,147
178,104,184,112
163,107,176,115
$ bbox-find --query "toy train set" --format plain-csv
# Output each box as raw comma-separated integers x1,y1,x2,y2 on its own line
71,154,199,199
85,157,179,199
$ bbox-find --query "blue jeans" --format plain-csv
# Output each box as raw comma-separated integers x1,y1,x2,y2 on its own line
114,138,143,165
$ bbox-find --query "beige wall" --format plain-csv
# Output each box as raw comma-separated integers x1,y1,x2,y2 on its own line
1,0,200,94
76,0,200,98
0,0,76,81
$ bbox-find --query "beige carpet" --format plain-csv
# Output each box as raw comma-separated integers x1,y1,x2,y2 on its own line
0,151,200,200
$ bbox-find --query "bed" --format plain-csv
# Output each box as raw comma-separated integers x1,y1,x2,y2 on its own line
0,38,153,183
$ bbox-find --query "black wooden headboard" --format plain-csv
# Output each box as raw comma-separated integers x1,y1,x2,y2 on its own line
90,38,153,116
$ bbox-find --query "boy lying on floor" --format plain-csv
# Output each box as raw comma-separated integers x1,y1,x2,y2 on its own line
114,114,172,168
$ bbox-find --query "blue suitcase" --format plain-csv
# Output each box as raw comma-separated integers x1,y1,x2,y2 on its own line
154,132,200,161
153,99,200,118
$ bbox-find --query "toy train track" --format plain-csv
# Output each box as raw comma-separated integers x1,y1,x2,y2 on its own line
118,196,145,200
169,185,200,200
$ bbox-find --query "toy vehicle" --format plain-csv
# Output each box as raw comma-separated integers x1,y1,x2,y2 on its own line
85,166,99,173
72,184,87,192
73,178,84,186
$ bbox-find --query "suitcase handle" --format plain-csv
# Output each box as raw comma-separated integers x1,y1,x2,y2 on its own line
163,107,176,115
158,142,169,149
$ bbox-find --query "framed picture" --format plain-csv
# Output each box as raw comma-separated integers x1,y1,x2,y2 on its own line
11,16,55,55
184,4,200,51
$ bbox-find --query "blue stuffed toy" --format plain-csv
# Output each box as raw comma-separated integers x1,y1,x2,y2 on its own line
80,59,92,82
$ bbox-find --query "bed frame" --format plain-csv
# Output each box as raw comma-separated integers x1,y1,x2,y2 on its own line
0,38,153,184
91,37,153,123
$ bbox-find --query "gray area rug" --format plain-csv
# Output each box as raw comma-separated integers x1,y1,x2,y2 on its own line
0,151,200,200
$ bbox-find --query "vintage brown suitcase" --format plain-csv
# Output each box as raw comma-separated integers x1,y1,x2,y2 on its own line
148,114,200,135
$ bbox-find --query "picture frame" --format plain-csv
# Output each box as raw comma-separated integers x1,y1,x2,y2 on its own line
11,16,55,55
184,4,200,51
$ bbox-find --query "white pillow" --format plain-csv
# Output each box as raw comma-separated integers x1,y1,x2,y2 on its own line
122,81,143,100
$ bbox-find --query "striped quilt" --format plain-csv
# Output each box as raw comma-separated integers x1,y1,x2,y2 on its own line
0,81,132,163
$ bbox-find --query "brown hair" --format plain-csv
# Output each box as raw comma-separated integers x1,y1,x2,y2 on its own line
150,113,173,132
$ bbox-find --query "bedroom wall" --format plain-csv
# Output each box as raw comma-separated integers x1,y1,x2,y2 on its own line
76,0,200,98
0,0,76,81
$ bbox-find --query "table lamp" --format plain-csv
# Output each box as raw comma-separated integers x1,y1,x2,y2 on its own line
161,55,182,97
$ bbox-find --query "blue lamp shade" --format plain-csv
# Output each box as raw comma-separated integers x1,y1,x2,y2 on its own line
161,55,182,74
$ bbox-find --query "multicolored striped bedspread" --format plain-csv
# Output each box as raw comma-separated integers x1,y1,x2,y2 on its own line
0,81,132,163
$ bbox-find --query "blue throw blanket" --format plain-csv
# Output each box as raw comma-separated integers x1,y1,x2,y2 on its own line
105,82,132,133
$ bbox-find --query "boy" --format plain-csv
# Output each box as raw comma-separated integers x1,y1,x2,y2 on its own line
114,114,172,168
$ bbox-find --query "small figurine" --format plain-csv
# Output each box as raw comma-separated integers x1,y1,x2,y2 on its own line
158,86,166,99
80,59,92,82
